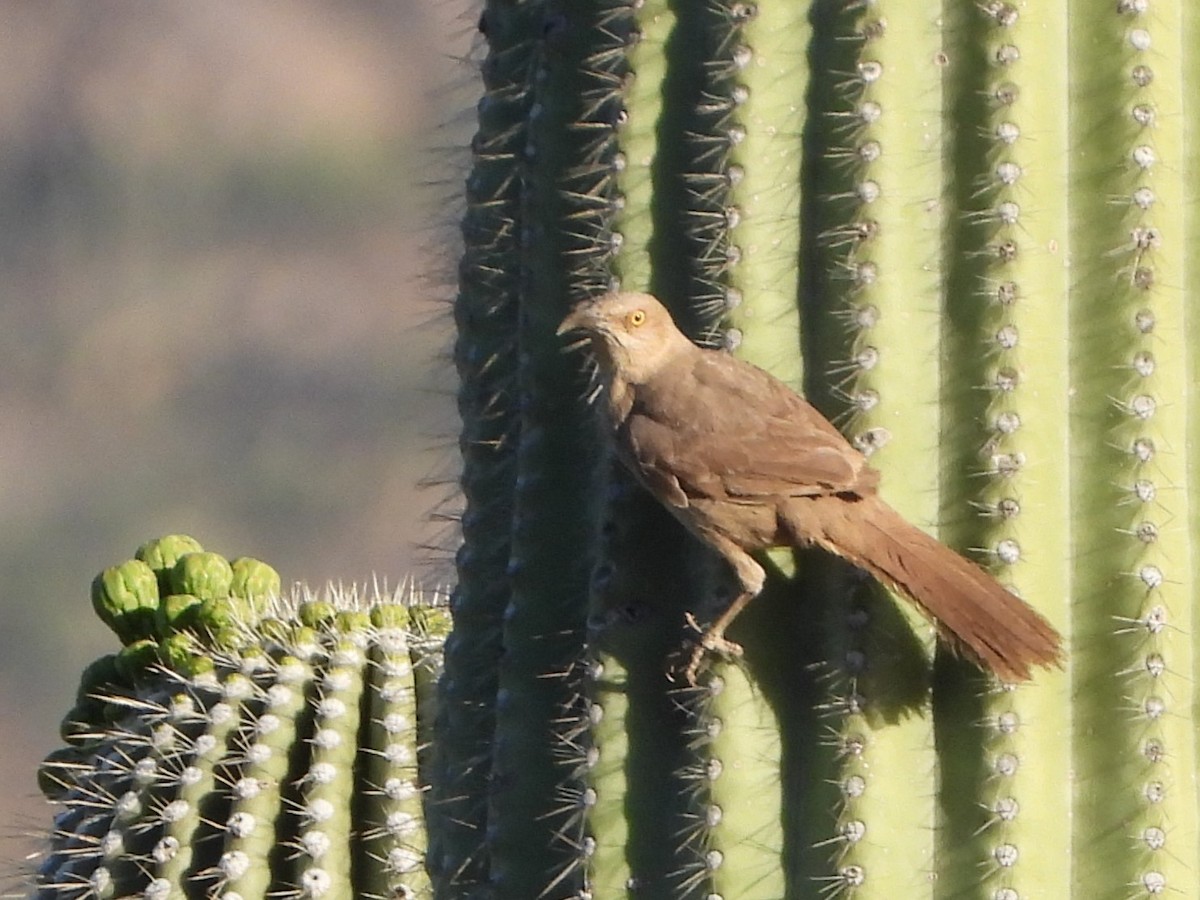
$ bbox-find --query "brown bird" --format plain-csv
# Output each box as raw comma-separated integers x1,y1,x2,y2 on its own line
558,291,1062,684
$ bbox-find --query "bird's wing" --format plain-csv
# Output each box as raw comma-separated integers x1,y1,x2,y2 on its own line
623,350,876,504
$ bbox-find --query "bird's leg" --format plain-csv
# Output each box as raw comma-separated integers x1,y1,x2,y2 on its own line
679,590,756,684
677,539,766,684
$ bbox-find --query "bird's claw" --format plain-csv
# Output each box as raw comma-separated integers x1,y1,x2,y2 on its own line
668,613,744,685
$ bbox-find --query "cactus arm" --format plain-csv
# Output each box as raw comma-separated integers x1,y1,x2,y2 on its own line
37,549,449,900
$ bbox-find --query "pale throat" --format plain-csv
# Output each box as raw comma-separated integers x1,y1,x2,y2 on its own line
590,338,636,423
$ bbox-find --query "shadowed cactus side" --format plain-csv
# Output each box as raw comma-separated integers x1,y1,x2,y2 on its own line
35,536,448,900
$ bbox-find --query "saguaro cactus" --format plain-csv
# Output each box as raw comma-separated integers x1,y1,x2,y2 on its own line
34,537,448,900
31,2,1200,899
444,1,1200,899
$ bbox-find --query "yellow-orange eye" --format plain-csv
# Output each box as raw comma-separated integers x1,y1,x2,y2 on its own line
628,309,646,327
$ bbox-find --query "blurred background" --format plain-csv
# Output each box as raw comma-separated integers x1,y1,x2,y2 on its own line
0,1,473,879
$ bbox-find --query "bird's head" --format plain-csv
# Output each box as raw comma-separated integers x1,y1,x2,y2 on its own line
556,292,692,384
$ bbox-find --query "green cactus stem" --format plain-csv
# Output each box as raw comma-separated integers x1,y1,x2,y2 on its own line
441,1,1200,898
34,541,446,900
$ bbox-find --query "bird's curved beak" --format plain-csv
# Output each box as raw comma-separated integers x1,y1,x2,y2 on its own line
556,303,599,337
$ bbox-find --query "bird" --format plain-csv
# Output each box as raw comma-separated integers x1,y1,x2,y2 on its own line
557,291,1063,684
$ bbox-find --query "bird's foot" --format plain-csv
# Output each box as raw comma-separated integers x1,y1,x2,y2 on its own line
669,613,744,686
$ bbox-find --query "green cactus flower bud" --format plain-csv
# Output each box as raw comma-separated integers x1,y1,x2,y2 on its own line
194,595,261,647
170,551,233,602
114,638,160,681
335,610,371,633
183,652,215,679
369,603,409,630
208,626,243,651
136,534,204,593
299,599,336,628
75,653,123,703
195,596,236,633
156,593,203,635
91,559,160,645
158,632,197,672
230,557,281,612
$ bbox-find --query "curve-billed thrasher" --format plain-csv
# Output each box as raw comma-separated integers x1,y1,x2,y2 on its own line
558,291,1062,683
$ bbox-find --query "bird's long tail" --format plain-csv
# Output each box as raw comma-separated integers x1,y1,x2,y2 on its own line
782,494,1062,681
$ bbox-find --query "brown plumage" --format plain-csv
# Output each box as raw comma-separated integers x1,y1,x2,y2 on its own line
558,291,1062,683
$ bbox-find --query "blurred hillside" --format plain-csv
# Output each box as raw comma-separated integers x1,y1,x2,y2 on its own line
0,1,473,878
